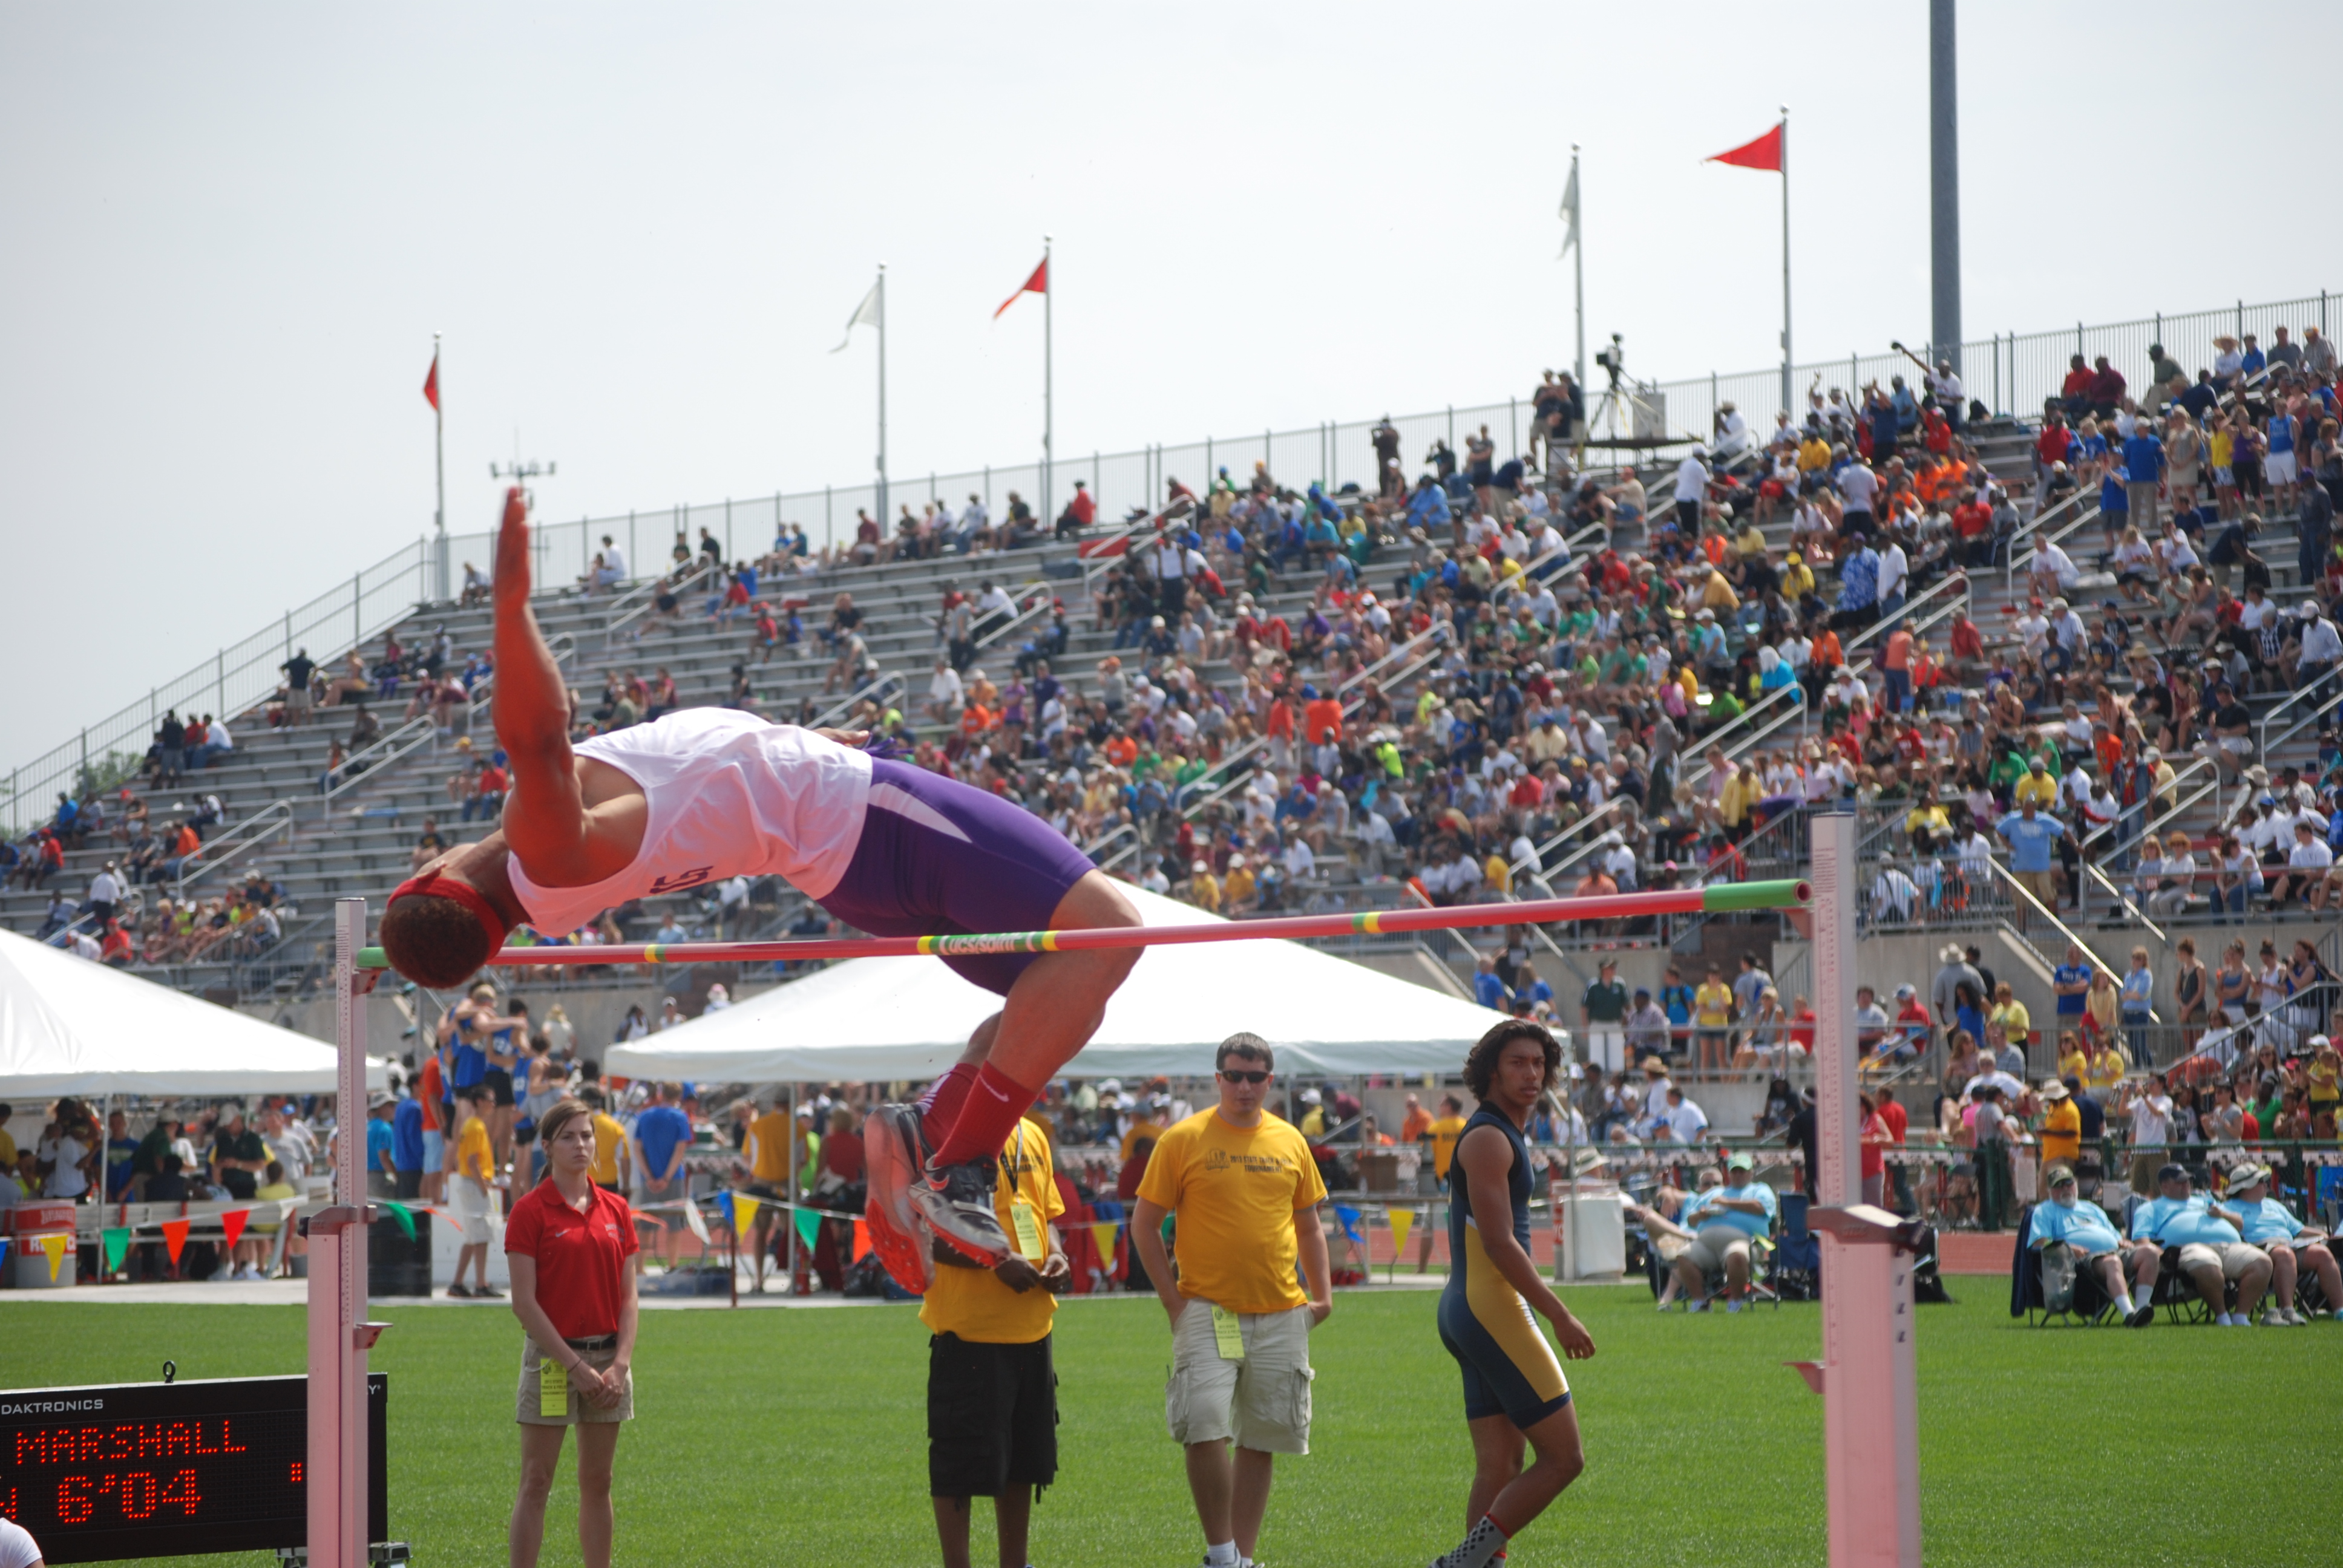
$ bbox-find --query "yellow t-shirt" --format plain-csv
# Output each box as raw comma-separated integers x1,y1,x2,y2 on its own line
1224,867,1257,905
1427,1114,1469,1180
0,1129,16,1171
746,1110,792,1184
589,1113,626,1184
1119,1119,1165,1164
1694,981,1736,1028
2083,1046,2128,1092
1137,1109,1328,1315
2039,1100,2081,1165
1991,1001,2032,1042
456,1118,494,1186
2012,774,2059,810
920,1119,1066,1346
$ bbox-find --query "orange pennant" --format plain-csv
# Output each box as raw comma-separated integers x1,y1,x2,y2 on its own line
220,1209,250,1250
162,1218,190,1264
851,1218,869,1262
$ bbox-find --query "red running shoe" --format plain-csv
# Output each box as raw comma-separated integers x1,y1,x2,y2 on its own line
862,1103,936,1293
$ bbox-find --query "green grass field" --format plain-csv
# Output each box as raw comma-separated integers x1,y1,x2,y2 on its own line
3,1284,2335,1567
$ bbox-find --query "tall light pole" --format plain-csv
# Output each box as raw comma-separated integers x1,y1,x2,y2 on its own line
876,263,888,531
1041,235,1053,527
1929,0,1962,359
430,332,447,603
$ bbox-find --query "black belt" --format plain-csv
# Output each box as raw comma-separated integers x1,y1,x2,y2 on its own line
563,1334,617,1351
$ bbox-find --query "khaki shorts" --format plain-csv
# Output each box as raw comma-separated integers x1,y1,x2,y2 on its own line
1681,1224,1754,1278
517,1334,634,1426
453,1178,495,1245
2014,869,2059,909
1165,1301,1314,1454
2176,1241,2259,1279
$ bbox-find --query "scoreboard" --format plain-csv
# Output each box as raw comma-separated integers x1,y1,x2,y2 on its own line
0,1376,385,1564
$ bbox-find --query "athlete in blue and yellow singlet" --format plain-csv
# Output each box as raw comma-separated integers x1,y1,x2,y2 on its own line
1427,1021,1597,1568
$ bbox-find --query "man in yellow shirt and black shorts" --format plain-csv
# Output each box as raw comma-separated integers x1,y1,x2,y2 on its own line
741,1090,794,1293
1417,1094,1470,1272
917,1044,1068,1568
1133,1033,1332,1568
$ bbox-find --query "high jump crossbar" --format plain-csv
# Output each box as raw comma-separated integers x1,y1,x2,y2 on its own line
353,879,1811,971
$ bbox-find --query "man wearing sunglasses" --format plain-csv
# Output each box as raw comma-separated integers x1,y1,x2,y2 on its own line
1132,1034,1332,1568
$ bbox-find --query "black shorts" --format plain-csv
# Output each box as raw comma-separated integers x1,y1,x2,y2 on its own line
928,1333,1057,1498
394,1169,423,1200
482,1068,517,1108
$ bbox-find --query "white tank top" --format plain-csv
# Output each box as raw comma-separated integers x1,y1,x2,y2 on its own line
505,708,872,937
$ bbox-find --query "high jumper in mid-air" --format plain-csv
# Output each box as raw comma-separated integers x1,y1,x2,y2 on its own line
378,488,1142,1285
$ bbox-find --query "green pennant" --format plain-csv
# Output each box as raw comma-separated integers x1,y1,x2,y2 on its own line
379,1203,416,1241
102,1227,132,1274
791,1206,822,1250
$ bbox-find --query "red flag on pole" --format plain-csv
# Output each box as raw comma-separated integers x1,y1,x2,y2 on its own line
161,1218,189,1266
422,351,441,411
992,258,1048,319
1706,123,1783,172
220,1208,250,1250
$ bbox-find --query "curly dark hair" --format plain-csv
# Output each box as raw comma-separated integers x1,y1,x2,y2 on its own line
1462,1019,1562,1103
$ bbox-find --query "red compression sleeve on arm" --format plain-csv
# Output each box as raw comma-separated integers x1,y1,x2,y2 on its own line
916,1062,980,1138
927,1062,1045,1169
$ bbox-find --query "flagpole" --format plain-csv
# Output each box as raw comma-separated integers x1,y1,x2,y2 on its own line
876,264,888,532
1778,107,1792,418
433,332,447,603
1042,234,1054,528
1570,147,1586,392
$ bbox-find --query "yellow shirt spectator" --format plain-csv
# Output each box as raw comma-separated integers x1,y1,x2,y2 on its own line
2039,1097,2082,1165
1189,870,1222,913
1427,1113,1469,1180
1484,852,1514,895
456,1116,494,1187
1798,434,1831,472
589,1111,627,1186
1223,864,1257,906
1990,1000,2032,1044
1694,980,1735,1028
1137,1109,1327,1315
1719,772,1760,829
746,1108,792,1186
2012,772,2059,811
1905,803,1951,842
920,1118,1066,1345
2082,1044,2128,1093
1781,557,1816,599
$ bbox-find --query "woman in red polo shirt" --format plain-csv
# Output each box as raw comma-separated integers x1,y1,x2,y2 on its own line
506,1097,639,1568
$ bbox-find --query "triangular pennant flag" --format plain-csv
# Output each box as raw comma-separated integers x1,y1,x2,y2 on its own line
1090,1221,1120,1258
732,1194,761,1237
831,278,882,353
1334,1203,1363,1244
1388,1208,1415,1255
102,1227,132,1275
682,1197,711,1246
1557,162,1581,259
1706,122,1784,173
161,1218,189,1265
791,1206,822,1250
380,1203,417,1241
992,256,1047,319
40,1232,70,1282
851,1218,868,1262
422,349,441,411
220,1209,250,1250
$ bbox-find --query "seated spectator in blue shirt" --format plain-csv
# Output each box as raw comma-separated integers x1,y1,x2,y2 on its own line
2128,1163,2272,1325
1665,1151,1777,1310
2219,1164,2341,1326
2030,1163,2153,1326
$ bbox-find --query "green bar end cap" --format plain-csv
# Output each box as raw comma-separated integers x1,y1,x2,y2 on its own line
356,946,391,970
1699,878,1812,913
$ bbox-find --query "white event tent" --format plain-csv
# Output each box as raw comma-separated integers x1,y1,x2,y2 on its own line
608,884,1510,1083
0,928,389,1097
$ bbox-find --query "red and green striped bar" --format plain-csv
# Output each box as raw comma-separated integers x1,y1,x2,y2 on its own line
354,879,1808,971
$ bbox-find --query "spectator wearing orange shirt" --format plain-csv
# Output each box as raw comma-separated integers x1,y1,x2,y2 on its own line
1301,687,1343,775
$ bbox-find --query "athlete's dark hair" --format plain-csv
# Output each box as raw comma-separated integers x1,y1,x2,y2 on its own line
378,895,494,990
1215,1032,1274,1073
1463,1019,1562,1103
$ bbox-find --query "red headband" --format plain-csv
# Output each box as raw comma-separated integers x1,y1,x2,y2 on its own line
385,868,510,953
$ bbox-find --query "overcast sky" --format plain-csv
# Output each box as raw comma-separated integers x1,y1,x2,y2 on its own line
5,1,2338,781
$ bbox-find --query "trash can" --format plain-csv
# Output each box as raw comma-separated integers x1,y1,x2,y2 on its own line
369,1207,434,1298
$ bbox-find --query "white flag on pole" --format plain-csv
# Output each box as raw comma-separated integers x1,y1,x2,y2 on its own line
831,278,882,353
1557,164,1580,259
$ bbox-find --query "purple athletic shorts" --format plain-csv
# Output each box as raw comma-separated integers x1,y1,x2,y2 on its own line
816,757,1098,995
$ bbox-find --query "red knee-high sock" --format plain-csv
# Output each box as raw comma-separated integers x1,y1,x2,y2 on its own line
928,1062,1044,1169
916,1062,980,1137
